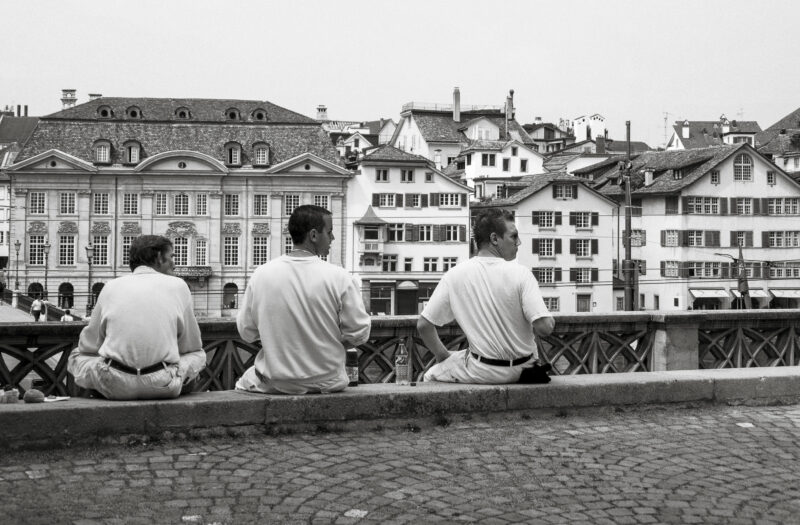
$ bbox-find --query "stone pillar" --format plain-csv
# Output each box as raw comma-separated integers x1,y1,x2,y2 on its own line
651,312,706,371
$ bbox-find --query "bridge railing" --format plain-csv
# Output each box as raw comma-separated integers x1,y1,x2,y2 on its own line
1,310,798,396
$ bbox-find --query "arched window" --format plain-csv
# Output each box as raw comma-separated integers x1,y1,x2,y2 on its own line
93,140,112,164
734,154,753,181
175,107,191,119
225,142,242,166
92,282,105,305
126,106,142,119
28,282,44,300
253,143,269,166
97,105,114,119
122,140,141,164
58,282,74,309
222,283,238,309
225,108,241,121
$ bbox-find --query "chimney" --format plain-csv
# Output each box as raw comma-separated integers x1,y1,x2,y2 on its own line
316,105,328,121
24,105,28,116
604,129,608,140
682,120,690,139
16,105,21,117
453,87,461,122
61,89,77,109
534,116,542,125
88,93,102,101
596,136,605,154
722,117,730,135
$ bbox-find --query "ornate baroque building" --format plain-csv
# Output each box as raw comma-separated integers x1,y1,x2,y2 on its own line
5,96,351,317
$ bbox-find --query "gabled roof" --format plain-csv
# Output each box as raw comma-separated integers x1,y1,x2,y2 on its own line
573,155,629,176
361,144,431,164
672,120,762,149
604,139,652,154
408,110,534,145
0,116,39,144
15,119,341,166
596,145,763,196
472,172,614,208
543,152,583,172
46,97,317,124
522,122,569,135
361,119,395,135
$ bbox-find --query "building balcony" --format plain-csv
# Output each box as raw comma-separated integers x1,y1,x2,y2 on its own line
173,266,212,279
360,241,384,254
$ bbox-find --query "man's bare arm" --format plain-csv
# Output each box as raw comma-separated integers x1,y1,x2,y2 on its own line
416,315,452,363
532,316,555,337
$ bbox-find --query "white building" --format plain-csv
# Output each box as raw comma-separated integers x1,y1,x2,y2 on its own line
572,114,606,142
473,173,618,313
346,145,471,315
593,144,800,310
666,116,761,150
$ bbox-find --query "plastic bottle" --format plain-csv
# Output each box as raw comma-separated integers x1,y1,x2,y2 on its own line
346,349,359,387
395,341,410,385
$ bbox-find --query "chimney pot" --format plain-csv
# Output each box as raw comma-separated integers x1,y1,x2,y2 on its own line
88,93,102,101
453,87,461,123
24,105,28,116
16,105,21,117
316,105,328,121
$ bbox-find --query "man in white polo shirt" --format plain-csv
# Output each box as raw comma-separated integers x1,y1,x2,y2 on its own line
68,235,206,399
235,205,370,394
417,208,555,384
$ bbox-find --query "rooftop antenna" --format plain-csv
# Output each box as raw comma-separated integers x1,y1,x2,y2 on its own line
663,111,672,148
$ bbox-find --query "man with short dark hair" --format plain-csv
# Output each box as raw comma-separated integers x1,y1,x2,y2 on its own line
68,235,206,400
417,208,554,384
236,205,370,394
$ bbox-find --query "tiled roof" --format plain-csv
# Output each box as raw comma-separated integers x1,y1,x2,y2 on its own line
596,145,741,196
410,110,534,145
543,153,582,172
672,120,761,149
764,107,800,131
460,139,507,154
0,116,39,144
361,144,430,164
46,97,317,124
15,119,342,165
354,206,388,226
472,172,583,207
604,139,652,153
757,129,800,156
361,119,393,135
572,155,628,175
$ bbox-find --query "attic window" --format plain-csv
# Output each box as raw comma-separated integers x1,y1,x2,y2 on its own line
253,143,269,166
226,108,240,120
252,109,267,121
175,107,191,119
97,106,113,119
93,140,112,164
225,142,242,165
126,106,142,119
122,141,141,164
710,170,720,184
672,169,683,180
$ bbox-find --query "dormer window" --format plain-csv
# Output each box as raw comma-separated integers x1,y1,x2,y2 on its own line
126,106,142,119
97,106,114,119
225,108,241,121
175,107,191,119
253,143,269,166
252,109,267,121
225,142,242,166
93,140,112,164
122,141,141,164
672,169,683,180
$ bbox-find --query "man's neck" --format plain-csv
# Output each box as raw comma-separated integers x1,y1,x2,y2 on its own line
476,245,503,258
290,241,318,256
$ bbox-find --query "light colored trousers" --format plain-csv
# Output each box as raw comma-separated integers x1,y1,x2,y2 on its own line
68,350,207,400
235,365,348,395
423,349,534,384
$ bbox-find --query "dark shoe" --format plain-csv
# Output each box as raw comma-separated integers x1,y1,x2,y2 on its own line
518,362,552,384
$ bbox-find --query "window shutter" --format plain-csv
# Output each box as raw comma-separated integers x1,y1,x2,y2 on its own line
405,224,416,241
421,194,428,207
430,193,440,206
372,193,380,206
661,230,667,246
761,198,769,215
762,231,769,247
721,262,730,279
532,268,540,280
752,198,760,215
591,239,598,254
641,230,646,245
531,212,539,225
591,268,598,282
704,231,714,246
591,212,599,226
720,198,728,215
680,262,689,278
555,238,562,254
554,212,562,225
681,230,689,247
681,196,689,214
432,225,442,242
554,268,562,282
660,261,665,277
632,199,642,217
713,231,720,247
460,193,467,207
730,231,737,246
395,194,403,207
665,196,679,214
405,193,412,208
569,268,577,282
729,197,738,215
572,184,579,199
569,239,577,254
458,225,466,242
532,238,540,254
746,231,753,247
552,186,558,198
569,212,576,226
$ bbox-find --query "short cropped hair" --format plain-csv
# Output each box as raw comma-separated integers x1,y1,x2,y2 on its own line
128,235,173,272
473,208,515,248
288,205,332,244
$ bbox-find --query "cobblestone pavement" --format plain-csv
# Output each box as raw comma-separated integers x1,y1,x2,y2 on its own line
2,404,800,525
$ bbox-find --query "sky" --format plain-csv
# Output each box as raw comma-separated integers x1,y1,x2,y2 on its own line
3,0,800,148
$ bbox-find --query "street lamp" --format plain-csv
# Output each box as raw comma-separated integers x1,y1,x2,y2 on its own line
715,248,752,309
13,239,20,290
43,241,51,300
85,244,94,316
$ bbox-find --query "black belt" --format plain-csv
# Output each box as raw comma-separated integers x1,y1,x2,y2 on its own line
470,352,533,367
104,357,169,375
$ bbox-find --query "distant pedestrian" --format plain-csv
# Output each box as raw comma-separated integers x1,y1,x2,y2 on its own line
30,298,43,322
60,309,74,322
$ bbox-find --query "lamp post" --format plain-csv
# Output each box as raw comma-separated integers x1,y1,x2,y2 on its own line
85,244,94,316
715,248,752,309
14,239,20,290
43,241,51,300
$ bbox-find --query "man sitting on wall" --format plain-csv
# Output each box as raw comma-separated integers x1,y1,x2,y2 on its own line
417,208,555,384
235,205,371,394
68,235,207,400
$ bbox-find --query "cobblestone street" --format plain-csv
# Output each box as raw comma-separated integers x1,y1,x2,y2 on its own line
2,403,800,525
